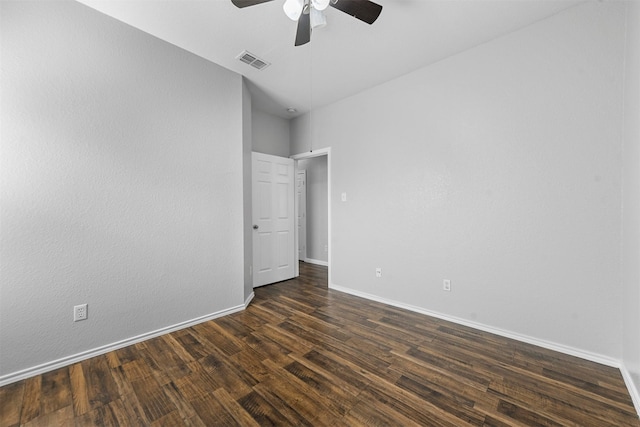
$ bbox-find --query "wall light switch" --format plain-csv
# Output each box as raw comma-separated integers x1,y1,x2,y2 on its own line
341,192,347,202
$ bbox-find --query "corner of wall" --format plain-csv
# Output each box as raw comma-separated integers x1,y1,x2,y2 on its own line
621,0,640,415
242,78,254,302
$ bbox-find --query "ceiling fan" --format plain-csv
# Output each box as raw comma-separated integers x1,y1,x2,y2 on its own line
231,0,383,46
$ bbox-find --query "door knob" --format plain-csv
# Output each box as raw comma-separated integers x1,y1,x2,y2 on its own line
253,225,259,230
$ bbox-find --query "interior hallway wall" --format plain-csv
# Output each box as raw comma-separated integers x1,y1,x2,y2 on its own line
291,1,627,361
0,0,245,380
298,156,328,263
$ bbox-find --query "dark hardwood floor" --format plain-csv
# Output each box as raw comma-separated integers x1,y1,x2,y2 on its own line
1,262,639,426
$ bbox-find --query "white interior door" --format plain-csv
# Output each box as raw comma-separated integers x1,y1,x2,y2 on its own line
297,170,307,262
252,152,296,288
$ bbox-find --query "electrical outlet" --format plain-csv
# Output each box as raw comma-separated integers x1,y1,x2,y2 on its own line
324,245,328,253
376,268,382,278
74,304,88,322
443,280,451,292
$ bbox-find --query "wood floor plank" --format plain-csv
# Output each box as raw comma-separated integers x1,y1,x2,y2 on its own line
252,379,324,427
211,388,261,427
227,346,272,383
237,390,294,426
161,333,196,366
0,380,24,427
171,361,220,401
104,351,121,369
106,365,136,402
40,368,72,416
283,359,360,411
495,359,639,417
497,399,564,426
121,359,155,383
287,351,363,398
129,375,176,422
145,336,193,382
2,262,639,426
19,376,42,424
407,344,493,389
74,398,142,427
489,374,634,427
301,348,371,392
190,321,243,357
161,381,205,426
113,346,138,366
389,352,496,410
148,410,185,427
172,330,211,361
395,374,485,426
21,405,73,427
69,363,91,417
354,385,462,427
82,355,120,411
242,331,292,365
185,392,235,427
198,353,254,400
343,392,423,427
257,322,314,354
132,346,172,386
261,358,351,419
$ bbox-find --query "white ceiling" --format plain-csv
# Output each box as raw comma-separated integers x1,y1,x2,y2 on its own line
78,0,582,118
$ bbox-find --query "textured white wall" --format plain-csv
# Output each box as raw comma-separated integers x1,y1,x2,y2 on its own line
622,0,640,404
252,109,290,158
0,1,245,378
291,1,626,359
298,157,328,263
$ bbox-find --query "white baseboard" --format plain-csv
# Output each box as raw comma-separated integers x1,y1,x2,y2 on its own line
329,283,621,368
0,298,252,387
245,291,255,307
621,365,640,416
304,258,328,267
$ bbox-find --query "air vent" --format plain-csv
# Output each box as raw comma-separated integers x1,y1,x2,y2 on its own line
236,51,271,71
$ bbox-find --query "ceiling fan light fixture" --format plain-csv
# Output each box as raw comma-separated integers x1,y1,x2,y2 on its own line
310,8,327,29
283,0,303,20
311,0,330,11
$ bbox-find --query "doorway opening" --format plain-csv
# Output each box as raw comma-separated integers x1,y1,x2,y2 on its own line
291,148,331,287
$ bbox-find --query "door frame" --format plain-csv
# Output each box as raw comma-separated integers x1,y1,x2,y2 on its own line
290,147,331,285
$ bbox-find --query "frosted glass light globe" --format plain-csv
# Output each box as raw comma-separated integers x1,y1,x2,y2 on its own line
283,0,303,20
312,0,330,11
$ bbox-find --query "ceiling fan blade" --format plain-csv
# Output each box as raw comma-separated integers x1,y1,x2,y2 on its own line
231,0,275,8
329,0,382,25
294,7,311,46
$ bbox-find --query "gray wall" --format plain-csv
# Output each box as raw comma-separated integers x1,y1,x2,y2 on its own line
291,2,628,361
252,109,290,158
298,157,328,263
0,1,246,379
622,0,640,406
